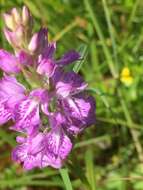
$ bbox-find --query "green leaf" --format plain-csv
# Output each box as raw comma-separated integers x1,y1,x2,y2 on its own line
59,168,73,190
85,149,96,190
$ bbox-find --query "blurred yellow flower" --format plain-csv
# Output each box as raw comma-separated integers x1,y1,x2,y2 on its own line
120,67,133,86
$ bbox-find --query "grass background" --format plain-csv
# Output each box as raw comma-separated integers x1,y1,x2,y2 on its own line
1,0,143,189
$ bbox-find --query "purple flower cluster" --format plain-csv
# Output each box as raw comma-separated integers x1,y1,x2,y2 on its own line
0,6,96,170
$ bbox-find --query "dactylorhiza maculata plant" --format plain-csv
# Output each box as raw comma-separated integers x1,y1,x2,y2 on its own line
0,6,96,170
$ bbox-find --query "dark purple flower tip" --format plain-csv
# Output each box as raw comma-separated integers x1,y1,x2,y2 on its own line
0,49,20,73
56,50,81,66
42,42,56,59
37,27,48,48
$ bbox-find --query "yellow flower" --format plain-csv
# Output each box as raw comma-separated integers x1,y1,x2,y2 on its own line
120,67,133,86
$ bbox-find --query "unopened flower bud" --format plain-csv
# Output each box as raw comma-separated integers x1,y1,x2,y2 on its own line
4,28,16,47
28,33,38,52
15,26,24,39
11,8,21,25
22,6,30,26
3,13,16,31
4,28,23,49
37,28,48,50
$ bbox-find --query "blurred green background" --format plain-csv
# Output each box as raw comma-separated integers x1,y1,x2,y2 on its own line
1,0,143,189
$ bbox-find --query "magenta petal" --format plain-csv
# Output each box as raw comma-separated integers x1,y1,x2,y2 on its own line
55,71,87,98
0,50,20,73
37,59,56,77
43,127,72,168
12,128,72,170
0,75,25,95
0,75,26,108
63,93,96,130
12,133,45,170
12,98,40,134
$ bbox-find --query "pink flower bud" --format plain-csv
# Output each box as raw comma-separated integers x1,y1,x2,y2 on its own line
22,6,30,26
11,8,21,24
4,28,17,47
4,28,23,48
3,13,16,31
15,26,24,40
28,33,38,52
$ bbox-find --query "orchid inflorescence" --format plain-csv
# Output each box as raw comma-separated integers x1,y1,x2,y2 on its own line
0,6,96,170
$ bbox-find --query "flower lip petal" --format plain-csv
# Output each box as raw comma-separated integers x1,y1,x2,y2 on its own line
55,71,87,98
11,98,40,134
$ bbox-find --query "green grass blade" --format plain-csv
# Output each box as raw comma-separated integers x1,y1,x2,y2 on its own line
102,0,119,73
73,44,87,73
84,0,117,78
59,168,73,190
85,149,96,190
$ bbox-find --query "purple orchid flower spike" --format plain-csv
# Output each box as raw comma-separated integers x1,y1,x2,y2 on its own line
0,75,26,125
0,6,96,171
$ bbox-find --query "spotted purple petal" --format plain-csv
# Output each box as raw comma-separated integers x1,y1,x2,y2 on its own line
12,126,72,170
11,98,40,134
67,94,95,124
12,134,43,170
55,71,87,98
45,128,72,168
